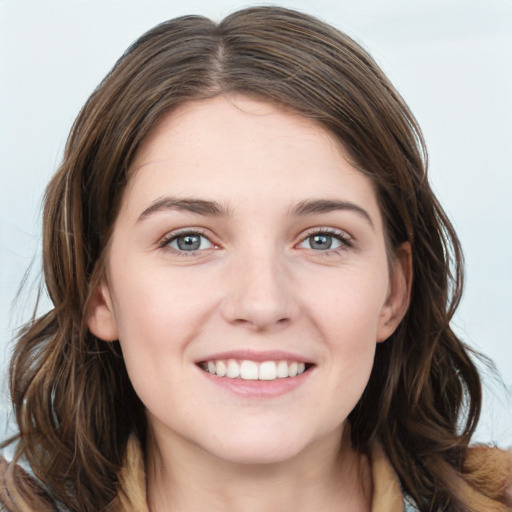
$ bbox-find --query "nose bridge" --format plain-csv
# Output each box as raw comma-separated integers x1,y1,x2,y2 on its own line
221,239,297,329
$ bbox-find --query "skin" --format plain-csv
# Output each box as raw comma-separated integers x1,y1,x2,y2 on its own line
88,95,411,512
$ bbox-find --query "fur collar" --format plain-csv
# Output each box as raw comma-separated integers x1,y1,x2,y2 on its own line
2,436,511,511
110,436,408,512
110,436,512,512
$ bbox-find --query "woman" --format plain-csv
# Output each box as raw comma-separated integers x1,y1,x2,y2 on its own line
1,6,510,512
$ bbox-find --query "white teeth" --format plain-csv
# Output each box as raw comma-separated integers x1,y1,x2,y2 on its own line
240,360,259,380
216,360,227,377
288,361,298,377
227,359,240,378
277,360,289,378
259,361,277,380
201,359,310,380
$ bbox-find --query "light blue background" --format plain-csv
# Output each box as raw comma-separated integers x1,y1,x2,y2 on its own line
1,0,511,448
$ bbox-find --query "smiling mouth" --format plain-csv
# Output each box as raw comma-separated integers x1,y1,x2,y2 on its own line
198,359,313,381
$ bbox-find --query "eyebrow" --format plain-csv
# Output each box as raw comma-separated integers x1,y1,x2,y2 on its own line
290,199,374,229
137,197,230,222
137,196,374,229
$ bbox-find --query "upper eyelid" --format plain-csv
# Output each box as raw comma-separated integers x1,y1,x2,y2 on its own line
298,226,353,240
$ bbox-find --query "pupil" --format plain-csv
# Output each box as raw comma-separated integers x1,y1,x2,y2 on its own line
311,234,332,250
177,234,200,251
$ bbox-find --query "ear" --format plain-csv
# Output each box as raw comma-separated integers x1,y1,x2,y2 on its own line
377,242,412,343
87,280,119,342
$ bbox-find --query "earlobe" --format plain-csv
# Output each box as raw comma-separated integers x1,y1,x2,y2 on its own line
377,242,412,343
87,280,119,342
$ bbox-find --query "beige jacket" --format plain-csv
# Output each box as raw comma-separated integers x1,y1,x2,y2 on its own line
1,436,512,511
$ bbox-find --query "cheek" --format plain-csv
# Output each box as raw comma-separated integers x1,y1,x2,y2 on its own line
107,265,215,412
304,264,388,340
107,262,226,396
110,261,214,337
301,264,387,393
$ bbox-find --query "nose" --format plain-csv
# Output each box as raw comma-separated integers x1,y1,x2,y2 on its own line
221,248,299,331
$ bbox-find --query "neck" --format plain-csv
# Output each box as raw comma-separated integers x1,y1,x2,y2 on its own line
145,425,372,512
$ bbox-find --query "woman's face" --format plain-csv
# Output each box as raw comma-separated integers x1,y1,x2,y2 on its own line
89,96,409,465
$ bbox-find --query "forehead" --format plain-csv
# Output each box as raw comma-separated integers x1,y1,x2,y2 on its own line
122,95,381,223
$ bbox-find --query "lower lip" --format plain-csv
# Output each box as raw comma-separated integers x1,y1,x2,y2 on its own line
197,366,313,398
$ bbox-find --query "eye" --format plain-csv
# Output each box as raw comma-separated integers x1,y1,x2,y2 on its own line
165,232,214,252
297,230,352,252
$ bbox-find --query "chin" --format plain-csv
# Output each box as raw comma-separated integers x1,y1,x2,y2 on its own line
211,440,304,466
201,424,318,466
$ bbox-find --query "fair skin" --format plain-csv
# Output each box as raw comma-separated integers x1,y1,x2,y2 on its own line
88,96,411,512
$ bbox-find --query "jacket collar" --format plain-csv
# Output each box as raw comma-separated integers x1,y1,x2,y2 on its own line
111,435,405,512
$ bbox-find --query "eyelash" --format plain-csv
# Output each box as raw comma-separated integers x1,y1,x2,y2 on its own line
158,229,216,257
158,227,354,256
299,227,354,256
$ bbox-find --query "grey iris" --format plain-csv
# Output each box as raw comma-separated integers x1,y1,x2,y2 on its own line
177,234,201,251
310,234,332,250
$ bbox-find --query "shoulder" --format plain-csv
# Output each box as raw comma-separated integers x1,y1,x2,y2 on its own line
371,443,512,512
462,444,512,510
0,434,147,512
0,457,60,512
404,445,512,512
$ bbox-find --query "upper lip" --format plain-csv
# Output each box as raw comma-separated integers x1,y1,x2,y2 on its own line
196,349,313,364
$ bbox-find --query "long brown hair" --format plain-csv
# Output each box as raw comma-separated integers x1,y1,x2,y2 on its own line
1,6,492,511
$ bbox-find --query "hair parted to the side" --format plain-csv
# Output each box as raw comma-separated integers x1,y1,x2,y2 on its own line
2,6,487,512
